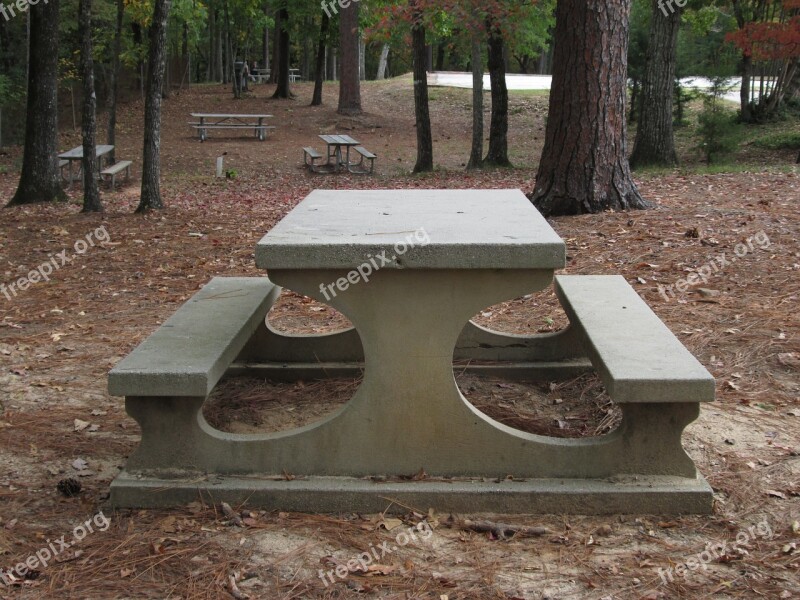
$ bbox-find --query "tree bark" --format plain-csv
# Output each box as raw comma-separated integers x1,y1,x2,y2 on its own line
530,0,649,216
79,0,101,212
311,13,329,106
732,0,753,122
136,0,171,213
359,35,366,81
337,0,361,114
376,43,390,80
411,2,432,173
269,9,280,84
272,5,291,98
740,53,753,122
107,0,124,164
467,32,483,170
629,0,680,169
268,3,269,69
484,19,510,167
8,0,64,206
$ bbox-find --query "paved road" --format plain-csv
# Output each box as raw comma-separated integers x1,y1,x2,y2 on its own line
427,72,756,104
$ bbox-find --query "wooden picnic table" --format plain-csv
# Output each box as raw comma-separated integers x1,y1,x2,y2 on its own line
189,113,274,141
318,134,360,172
58,144,114,189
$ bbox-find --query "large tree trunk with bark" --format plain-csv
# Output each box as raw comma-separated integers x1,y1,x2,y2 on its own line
411,2,432,173
337,0,361,115
136,0,171,213
484,19,510,167
530,0,649,216
630,0,680,169
376,43,390,80
107,0,124,164
272,5,292,98
740,54,753,121
269,10,280,84
311,13,329,106
7,0,64,206
467,33,483,170
268,3,269,69
79,0,101,212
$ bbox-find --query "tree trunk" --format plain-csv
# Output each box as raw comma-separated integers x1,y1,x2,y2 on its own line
269,10,280,84
411,3,432,173
337,0,361,114
107,0,124,163
467,33,483,170
530,0,649,216
359,35,366,81
215,13,223,81
272,5,291,98
484,19,510,167
268,2,269,69
79,0,101,212
740,54,753,122
136,0,171,213
629,0,680,169
8,0,64,206
311,13,329,106
435,42,445,71
303,17,311,80
376,43,390,79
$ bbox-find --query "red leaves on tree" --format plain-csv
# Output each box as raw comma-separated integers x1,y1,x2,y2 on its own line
726,1,800,61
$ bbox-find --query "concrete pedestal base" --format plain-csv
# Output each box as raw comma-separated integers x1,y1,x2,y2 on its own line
110,472,713,514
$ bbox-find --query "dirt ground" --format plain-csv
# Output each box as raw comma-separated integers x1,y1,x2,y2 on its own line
0,77,798,599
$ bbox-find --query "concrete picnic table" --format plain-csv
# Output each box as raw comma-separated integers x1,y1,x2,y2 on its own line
189,113,274,141
318,134,360,172
58,144,114,189
108,188,714,513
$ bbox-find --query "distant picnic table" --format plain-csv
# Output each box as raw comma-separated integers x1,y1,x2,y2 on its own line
189,113,274,142
302,134,376,175
58,144,114,189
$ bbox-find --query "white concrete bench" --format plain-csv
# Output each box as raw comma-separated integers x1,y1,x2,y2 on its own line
109,277,279,399
101,160,132,189
555,275,715,405
349,146,376,174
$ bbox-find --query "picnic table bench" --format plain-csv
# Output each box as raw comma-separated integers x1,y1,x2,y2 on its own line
109,189,714,514
101,160,132,189
303,134,377,174
189,113,275,141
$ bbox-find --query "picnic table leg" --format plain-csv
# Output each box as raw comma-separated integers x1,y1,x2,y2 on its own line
224,266,700,480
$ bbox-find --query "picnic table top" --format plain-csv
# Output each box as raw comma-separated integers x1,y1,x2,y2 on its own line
59,145,114,159
255,189,566,271
190,113,274,119
319,134,360,146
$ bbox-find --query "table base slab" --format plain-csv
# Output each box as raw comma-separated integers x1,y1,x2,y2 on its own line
110,473,713,514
